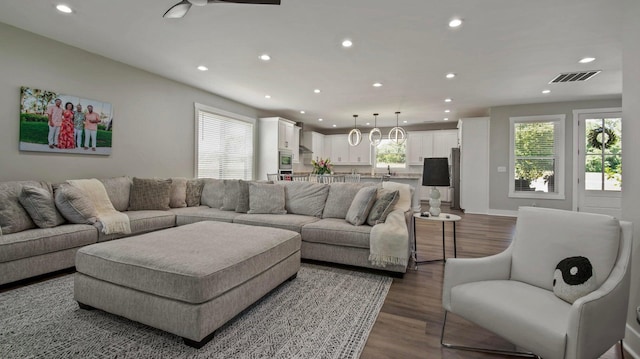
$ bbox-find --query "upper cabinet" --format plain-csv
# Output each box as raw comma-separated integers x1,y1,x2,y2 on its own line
291,126,301,163
302,131,326,161
407,130,457,165
323,134,372,165
433,130,459,157
257,117,299,180
278,120,295,150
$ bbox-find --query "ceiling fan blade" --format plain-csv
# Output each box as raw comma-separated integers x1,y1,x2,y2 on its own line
163,0,192,18
208,0,281,4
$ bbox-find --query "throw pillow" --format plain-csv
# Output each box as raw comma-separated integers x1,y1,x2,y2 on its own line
200,178,224,208
0,186,36,234
235,180,273,213
221,179,241,211
322,183,377,219
345,186,378,226
98,176,132,212
282,181,330,217
247,183,287,214
185,179,205,207
169,177,188,208
54,184,98,224
18,185,66,228
128,177,172,211
552,256,597,304
366,189,400,226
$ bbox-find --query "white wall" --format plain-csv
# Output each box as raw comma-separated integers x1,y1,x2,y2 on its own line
622,0,640,356
0,23,260,183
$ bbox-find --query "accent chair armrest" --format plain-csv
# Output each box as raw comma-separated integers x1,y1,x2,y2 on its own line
442,245,513,310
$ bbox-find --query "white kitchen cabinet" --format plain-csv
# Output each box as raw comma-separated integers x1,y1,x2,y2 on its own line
292,126,301,163
408,129,459,202
458,117,490,214
303,131,326,161
348,139,372,165
258,117,298,180
327,134,350,164
278,120,295,150
433,130,458,157
406,131,434,165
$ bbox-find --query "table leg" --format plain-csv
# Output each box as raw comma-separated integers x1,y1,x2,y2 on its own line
412,216,418,269
453,222,457,258
441,222,446,261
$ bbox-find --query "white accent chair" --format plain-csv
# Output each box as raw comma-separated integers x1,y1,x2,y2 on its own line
441,207,632,359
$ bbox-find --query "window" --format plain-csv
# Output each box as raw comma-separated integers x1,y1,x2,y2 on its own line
509,114,565,199
195,103,255,180
375,139,406,168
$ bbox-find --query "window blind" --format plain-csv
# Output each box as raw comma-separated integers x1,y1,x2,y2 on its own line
196,109,253,180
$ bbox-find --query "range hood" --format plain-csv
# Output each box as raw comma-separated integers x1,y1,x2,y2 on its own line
297,122,313,153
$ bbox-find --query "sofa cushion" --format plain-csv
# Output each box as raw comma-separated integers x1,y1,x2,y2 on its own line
97,210,176,242
18,185,65,228
511,207,620,292
234,213,319,233
54,184,98,225
128,177,172,211
281,182,329,218
301,218,372,249
0,181,47,234
220,179,241,211
322,182,376,219
247,183,286,215
169,177,188,208
345,186,377,226
185,179,204,207
170,206,242,226
200,178,224,208
366,189,400,226
0,224,97,263
98,176,131,212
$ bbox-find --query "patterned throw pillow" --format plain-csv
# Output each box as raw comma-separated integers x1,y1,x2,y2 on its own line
366,189,400,226
345,186,378,226
54,184,98,224
185,179,205,207
169,177,188,208
128,178,172,211
19,185,66,228
552,256,597,303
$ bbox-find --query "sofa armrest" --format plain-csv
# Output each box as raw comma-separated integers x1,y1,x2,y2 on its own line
442,245,513,310
564,221,632,359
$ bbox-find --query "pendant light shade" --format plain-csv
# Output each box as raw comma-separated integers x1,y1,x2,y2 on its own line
348,114,362,146
369,113,382,147
388,111,406,145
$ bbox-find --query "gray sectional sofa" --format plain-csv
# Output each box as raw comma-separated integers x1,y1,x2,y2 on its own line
0,176,412,286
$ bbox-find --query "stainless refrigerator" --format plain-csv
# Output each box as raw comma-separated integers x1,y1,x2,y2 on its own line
450,147,461,210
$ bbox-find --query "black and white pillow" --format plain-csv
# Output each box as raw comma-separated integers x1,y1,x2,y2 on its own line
552,256,597,304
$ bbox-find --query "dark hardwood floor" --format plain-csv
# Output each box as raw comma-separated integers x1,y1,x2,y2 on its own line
360,204,627,359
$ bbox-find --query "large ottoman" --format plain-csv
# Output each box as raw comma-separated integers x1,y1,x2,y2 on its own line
74,221,301,348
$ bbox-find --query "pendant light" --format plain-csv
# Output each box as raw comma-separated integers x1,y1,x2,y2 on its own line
388,111,406,145
369,113,382,147
348,114,362,146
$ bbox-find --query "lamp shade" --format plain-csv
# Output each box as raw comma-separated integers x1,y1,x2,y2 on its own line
422,158,450,186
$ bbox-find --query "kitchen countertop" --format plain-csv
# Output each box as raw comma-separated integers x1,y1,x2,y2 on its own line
359,175,421,180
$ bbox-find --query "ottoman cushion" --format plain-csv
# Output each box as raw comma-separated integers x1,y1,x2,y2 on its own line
76,221,300,304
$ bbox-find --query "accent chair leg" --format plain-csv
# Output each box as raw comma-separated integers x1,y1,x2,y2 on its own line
440,310,542,358
620,339,625,359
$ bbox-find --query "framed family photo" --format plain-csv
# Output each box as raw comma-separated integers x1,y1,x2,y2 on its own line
19,86,113,155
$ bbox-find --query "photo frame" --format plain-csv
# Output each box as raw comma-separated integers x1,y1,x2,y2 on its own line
19,86,113,155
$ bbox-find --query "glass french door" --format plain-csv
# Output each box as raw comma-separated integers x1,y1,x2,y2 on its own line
577,111,622,218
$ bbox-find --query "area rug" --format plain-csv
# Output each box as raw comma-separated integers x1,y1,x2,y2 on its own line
0,263,392,359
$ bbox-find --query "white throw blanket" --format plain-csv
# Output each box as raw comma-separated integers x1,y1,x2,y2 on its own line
67,179,131,235
369,209,409,267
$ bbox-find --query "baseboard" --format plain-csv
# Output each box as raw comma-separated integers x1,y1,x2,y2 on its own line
487,209,518,217
624,324,640,359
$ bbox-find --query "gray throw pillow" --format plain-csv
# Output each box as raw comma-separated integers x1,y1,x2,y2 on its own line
221,179,241,211
0,184,37,234
19,185,66,228
236,180,273,213
345,186,378,226
366,189,400,226
185,179,204,207
98,176,131,212
322,182,377,219
128,177,172,211
248,183,286,214
169,177,188,208
200,178,224,208
54,184,98,224
282,182,330,217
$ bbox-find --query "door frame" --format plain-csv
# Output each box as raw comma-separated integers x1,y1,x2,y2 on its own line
571,107,622,212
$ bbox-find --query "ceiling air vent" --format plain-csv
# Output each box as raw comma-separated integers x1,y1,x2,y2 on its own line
549,70,601,83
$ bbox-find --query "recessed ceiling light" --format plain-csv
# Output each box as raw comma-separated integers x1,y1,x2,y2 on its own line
197,65,208,71
314,89,321,94
342,39,353,48
259,54,271,61
56,4,72,13
444,98,452,102
449,18,463,28
373,82,383,87
318,118,323,122
444,118,449,121
444,109,451,113
579,57,596,64
264,95,271,99
300,110,305,114
332,124,337,127
542,89,551,94
446,73,456,79
403,120,408,124
366,122,370,125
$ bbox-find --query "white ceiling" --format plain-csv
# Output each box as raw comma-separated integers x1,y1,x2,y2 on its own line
0,0,622,129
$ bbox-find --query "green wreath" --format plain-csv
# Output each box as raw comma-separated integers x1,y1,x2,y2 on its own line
587,126,617,150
